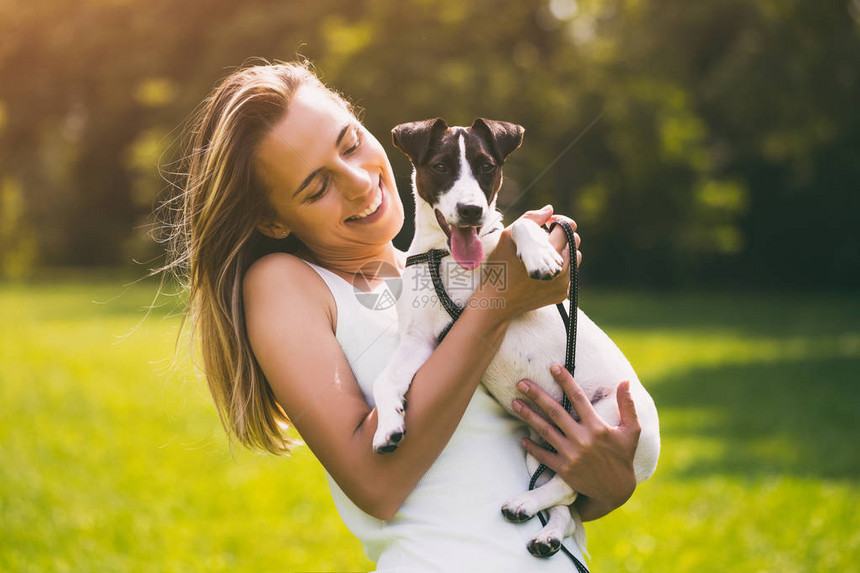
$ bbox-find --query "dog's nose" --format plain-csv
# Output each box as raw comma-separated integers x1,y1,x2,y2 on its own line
456,203,483,225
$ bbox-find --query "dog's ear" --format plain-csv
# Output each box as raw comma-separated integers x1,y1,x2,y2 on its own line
470,118,525,163
391,118,448,165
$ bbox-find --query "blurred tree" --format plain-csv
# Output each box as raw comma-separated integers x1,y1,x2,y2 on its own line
0,0,857,286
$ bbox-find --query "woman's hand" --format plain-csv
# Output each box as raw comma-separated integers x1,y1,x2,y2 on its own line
482,205,581,320
512,364,642,521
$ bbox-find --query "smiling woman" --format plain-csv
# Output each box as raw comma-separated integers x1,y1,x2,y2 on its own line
159,59,640,573
252,85,404,251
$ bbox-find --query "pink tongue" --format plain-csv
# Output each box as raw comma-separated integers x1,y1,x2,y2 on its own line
450,226,484,270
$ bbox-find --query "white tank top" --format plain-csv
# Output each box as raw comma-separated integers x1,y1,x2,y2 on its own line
303,259,587,572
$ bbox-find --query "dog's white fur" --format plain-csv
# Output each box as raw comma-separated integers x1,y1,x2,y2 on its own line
372,131,660,557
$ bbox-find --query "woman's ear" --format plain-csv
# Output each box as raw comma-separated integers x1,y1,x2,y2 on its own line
256,218,290,239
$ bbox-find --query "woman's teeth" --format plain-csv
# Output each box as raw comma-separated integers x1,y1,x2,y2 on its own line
347,188,383,221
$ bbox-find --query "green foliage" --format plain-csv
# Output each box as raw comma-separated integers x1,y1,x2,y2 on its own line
0,0,857,285
1,276,858,571
0,177,37,277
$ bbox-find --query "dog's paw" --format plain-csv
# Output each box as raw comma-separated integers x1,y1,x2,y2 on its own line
372,427,406,454
373,410,406,454
517,243,564,280
373,398,407,454
501,506,533,523
501,495,540,523
527,535,562,558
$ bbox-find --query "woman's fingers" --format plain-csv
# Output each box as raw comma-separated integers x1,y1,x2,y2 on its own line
544,214,580,267
512,395,570,452
616,380,641,439
547,223,569,254
558,245,571,276
521,436,560,472
514,377,582,442
549,364,601,429
548,213,577,233
519,204,554,227
547,215,578,251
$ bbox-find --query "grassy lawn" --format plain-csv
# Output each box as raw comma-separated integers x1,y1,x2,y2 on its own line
1,274,858,572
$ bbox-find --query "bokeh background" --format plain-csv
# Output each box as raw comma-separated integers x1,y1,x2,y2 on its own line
1,0,858,571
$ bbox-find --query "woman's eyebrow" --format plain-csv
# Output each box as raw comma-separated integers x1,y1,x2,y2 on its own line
292,123,352,198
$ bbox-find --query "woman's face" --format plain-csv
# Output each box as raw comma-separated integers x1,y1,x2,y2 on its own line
253,85,404,258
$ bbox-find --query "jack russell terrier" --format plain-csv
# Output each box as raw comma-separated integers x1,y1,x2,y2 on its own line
371,118,660,558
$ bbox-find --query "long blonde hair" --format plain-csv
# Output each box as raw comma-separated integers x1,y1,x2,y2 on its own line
159,59,350,455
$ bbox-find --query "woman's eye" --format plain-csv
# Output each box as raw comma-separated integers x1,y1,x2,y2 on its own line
481,162,496,173
344,127,362,155
307,178,329,202
431,163,447,173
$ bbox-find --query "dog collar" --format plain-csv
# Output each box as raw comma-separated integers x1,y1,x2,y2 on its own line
405,248,449,268
404,248,463,342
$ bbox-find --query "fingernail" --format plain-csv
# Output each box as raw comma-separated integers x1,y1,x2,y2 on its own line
517,380,529,392
520,438,528,447
512,400,522,413
550,364,562,376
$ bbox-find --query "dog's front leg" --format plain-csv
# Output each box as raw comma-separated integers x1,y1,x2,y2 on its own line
527,504,579,557
510,218,564,280
372,333,434,453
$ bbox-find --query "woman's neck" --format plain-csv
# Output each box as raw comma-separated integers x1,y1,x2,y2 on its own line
298,242,405,283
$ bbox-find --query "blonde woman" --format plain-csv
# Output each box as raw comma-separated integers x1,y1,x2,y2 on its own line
166,60,642,571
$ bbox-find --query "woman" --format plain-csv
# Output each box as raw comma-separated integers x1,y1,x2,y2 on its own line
166,60,641,571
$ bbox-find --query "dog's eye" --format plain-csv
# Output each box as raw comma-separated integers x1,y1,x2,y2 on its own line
481,162,496,173
431,163,447,173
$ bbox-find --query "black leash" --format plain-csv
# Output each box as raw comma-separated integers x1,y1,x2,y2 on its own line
406,220,588,572
527,220,588,573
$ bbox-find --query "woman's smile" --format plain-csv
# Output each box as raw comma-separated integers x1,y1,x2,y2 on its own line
345,176,386,223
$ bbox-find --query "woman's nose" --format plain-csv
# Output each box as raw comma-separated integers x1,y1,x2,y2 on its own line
341,162,374,201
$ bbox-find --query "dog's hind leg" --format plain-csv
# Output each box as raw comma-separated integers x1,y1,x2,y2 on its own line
527,504,578,557
372,334,434,453
501,450,580,558
503,452,584,559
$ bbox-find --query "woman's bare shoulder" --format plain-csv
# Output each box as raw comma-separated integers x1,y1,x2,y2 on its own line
245,251,314,285
243,252,335,329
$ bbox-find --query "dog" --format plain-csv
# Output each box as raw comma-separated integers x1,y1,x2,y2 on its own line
371,118,660,558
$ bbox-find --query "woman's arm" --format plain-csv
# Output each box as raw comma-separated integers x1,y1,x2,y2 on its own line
512,366,641,521
245,207,576,520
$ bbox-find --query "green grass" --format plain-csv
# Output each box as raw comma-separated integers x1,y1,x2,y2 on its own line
1,275,858,572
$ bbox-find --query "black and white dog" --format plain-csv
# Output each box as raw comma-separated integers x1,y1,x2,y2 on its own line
372,118,660,557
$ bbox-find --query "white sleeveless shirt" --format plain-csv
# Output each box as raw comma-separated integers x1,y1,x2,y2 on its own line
303,260,587,572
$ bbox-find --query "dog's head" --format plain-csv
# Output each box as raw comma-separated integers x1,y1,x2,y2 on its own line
392,118,524,269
